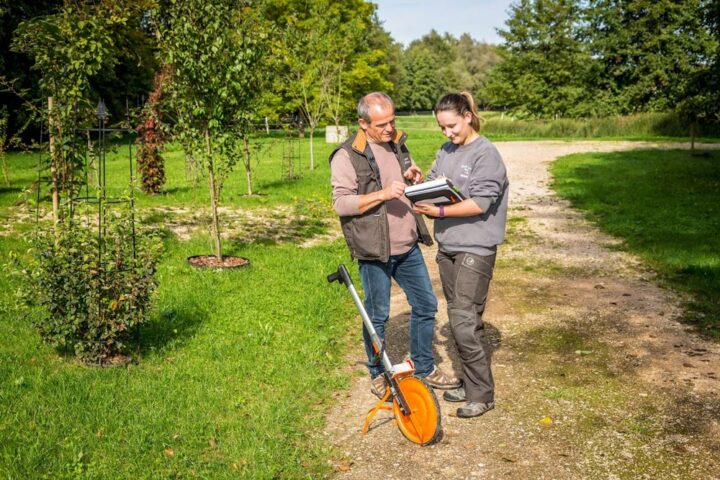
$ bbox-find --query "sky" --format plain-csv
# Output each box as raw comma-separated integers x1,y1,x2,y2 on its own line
372,0,514,46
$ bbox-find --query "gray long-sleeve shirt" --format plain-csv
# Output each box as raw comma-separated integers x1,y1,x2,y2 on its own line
427,136,509,256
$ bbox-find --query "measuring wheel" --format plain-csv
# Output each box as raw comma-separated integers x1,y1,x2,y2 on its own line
392,376,442,446
328,264,444,446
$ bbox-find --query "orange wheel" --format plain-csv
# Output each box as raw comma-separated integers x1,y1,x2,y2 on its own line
392,376,442,446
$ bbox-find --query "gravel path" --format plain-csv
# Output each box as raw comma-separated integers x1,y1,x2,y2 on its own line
322,141,720,479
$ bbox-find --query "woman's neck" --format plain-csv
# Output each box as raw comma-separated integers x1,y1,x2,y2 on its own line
462,131,480,146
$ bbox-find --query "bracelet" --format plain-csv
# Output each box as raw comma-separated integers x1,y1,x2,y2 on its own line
438,205,445,218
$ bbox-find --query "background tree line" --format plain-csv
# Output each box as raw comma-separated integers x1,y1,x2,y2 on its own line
2,0,719,146
484,0,720,124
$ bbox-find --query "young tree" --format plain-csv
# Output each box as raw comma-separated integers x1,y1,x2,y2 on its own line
136,66,169,195
156,0,270,260
287,18,329,170
281,0,372,168
264,0,391,163
11,2,127,221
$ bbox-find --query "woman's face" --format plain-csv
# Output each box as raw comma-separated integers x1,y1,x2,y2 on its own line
436,110,474,145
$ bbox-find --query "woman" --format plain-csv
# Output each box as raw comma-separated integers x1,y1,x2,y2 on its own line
413,92,509,418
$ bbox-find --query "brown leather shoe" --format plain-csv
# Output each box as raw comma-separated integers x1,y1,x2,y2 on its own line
422,366,461,389
370,375,387,399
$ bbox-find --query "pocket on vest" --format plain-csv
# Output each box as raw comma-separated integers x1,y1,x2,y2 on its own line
349,213,382,258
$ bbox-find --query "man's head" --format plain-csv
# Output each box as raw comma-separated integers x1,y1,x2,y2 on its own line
358,92,396,143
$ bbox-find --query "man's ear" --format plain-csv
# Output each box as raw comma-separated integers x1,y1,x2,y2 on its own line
358,118,368,131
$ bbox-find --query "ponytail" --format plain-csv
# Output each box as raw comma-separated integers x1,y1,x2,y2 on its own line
434,91,482,132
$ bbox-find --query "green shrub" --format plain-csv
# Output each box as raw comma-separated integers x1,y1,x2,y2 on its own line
21,208,162,363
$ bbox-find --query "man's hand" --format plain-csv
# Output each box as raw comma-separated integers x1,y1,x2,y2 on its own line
403,165,423,184
380,180,406,201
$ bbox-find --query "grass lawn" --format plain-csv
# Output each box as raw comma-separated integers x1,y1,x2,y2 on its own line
1,119,718,477
0,131,399,478
551,149,720,337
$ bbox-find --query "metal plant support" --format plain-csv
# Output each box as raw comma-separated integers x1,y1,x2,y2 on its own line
281,128,302,181
34,98,139,330
68,99,138,259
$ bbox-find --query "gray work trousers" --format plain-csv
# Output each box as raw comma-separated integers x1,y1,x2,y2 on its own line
437,250,496,403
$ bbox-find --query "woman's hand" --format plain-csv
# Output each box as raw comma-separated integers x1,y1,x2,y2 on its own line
412,203,440,217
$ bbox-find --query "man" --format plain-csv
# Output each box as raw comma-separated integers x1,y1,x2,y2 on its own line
330,92,459,397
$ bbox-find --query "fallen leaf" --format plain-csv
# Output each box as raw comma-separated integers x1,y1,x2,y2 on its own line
164,448,174,458
502,456,517,463
539,416,554,427
336,459,353,472
208,437,218,448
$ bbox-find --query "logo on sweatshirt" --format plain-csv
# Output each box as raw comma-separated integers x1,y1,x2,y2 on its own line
460,164,471,178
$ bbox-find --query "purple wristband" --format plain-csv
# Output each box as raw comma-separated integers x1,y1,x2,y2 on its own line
438,205,445,218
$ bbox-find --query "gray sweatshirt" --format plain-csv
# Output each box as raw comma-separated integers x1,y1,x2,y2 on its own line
427,136,509,256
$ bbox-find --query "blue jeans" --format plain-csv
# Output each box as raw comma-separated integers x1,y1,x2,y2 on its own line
359,244,438,378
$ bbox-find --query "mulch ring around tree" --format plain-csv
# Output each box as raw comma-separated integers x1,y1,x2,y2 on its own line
187,255,250,269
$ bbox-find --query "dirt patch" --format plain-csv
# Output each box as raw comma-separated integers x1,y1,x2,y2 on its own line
187,254,250,269
322,141,720,479
141,204,340,247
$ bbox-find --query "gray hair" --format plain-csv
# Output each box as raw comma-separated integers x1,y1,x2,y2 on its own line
357,92,395,122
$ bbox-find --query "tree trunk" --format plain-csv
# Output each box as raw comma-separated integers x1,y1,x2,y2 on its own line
205,129,222,260
690,122,697,155
309,126,315,170
0,114,7,186
242,135,252,196
48,97,59,223
0,155,9,186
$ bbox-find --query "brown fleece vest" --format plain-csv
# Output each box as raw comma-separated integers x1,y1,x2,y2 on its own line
329,129,433,262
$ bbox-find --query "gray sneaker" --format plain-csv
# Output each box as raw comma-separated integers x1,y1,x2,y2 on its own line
457,401,495,418
443,386,466,402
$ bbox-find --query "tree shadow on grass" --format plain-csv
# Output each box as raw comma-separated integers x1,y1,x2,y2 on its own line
148,185,194,197
255,176,303,191
135,299,207,357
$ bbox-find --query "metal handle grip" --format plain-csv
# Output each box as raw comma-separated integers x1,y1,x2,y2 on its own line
327,264,353,287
